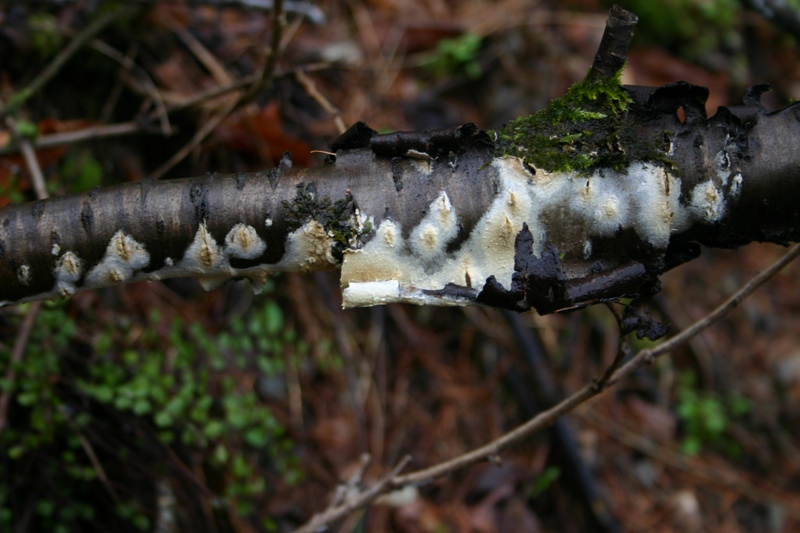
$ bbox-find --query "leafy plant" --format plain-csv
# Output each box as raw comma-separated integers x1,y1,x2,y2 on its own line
675,371,751,456
425,33,484,80
0,284,306,531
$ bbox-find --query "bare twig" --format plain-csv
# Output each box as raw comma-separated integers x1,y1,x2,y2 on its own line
0,122,151,155
0,111,51,434
147,96,240,180
0,63,336,157
292,454,411,533
391,245,800,486
148,0,287,179
294,69,347,134
593,303,630,391
586,5,638,81
73,426,121,504
171,23,234,87
13,123,50,201
241,0,286,104
90,39,171,136
2,5,138,116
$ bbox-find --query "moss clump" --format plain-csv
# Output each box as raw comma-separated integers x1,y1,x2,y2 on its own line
493,71,636,173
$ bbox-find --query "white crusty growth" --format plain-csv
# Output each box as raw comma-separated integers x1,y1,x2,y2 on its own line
409,191,458,261
54,251,83,296
341,156,741,308
224,223,266,260
180,222,223,271
85,230,150,287
277,220,338,273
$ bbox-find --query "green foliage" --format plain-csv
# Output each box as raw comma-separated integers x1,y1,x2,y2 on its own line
0,290,306,531
28,13,63,57
675,371,751,456
0,173,27,204
530,466,561,497
62,148,104,192
425,33,484,80
608,0,741,60
14,119,39,140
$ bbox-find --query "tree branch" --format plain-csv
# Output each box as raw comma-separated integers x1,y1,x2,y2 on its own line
2,6,800,323
586,5,638,81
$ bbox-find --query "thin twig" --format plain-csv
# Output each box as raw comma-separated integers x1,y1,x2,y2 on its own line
0,64,336,157
0,122,149,155
623,244,800,369
15,125,50,201
292,455,411,533
148,0,287,179
0,110,52,434
392,245,800,486
586,5,638,82
73,426,121,504
294,69,347,134
147,96,240,180
2,5,137,116
90,39,171,136
593,303,630,391
242,0,286,103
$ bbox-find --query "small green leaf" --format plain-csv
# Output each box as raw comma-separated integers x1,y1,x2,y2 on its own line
264,301,283,336
154,411,172,427
15,120,39,139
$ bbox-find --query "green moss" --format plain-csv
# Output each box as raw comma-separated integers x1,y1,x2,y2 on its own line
493,69,677,174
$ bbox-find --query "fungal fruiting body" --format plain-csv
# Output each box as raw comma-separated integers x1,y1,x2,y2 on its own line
340,156,738,308
85,230,151,287
54,251,84,296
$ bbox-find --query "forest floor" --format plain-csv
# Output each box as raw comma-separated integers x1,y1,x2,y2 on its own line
2,1,800,532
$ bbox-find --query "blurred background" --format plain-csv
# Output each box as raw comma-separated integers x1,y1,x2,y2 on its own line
1,1,800,531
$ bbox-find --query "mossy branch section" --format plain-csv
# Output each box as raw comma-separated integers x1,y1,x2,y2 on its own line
493,71,670,173
493,73,629,172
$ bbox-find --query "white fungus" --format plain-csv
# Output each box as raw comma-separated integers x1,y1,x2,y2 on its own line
54,251,83,296
340,156,737,308
179,222,223,271
17,264,31,286
224,223,266,260
85,230,150,287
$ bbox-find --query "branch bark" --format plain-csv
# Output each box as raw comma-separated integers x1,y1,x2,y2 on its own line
2,7,800,328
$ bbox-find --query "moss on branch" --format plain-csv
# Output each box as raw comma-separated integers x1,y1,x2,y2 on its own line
493,71,636,173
